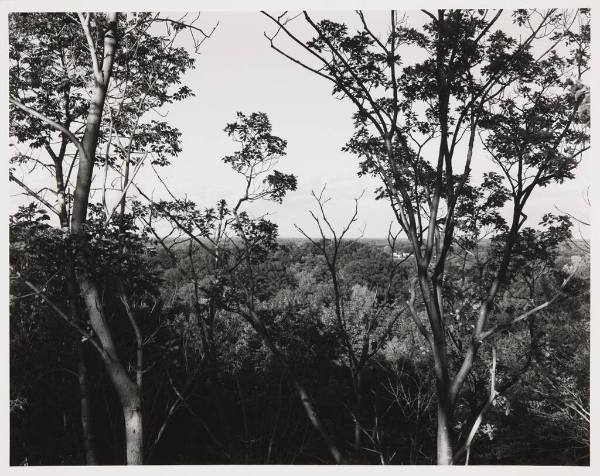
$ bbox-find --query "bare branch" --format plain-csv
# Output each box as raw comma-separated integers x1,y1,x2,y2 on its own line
16,274,105,358
78,13,102,83
9,172,61,216
454,347,497,465
480,264,580,341
118,287,143,388
406,278,433,345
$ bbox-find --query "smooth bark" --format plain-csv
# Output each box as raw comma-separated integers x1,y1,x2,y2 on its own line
436,396,454,465
69,13,144,464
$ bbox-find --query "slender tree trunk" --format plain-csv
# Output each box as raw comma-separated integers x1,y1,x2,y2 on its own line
65,255,99,464
124,395,143,465
266,375,283,463
294,381,343,464
67,13,143,465
70,14,117,228
64,242,99,464
79,276,143,464
77,341,99,464
243,312,344,463
14,12,145,464
436,391,454,465
353,371,362,451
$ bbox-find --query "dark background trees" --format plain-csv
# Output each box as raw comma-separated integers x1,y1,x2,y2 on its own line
10,207,589,464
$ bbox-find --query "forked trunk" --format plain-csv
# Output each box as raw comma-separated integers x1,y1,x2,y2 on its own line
79,276,143,464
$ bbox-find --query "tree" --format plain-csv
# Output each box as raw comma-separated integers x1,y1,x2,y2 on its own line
296,189,407,453
140,112,361,463
9,11,214,464
263,8,590,464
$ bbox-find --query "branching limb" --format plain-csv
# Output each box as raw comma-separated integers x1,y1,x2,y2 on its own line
16,274,105,358
480,264,580,341
118,287,143,387
406,278,433,346
9,97,90,165
104,151,149,225
454,347,497,465
9,172,61,216
77,13,102,83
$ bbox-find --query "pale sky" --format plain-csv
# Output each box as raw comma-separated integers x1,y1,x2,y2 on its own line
8,10,592,239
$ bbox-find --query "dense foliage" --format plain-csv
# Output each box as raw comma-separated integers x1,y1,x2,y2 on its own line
10,220,589,464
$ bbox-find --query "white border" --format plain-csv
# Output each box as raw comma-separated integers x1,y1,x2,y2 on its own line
1,1,596,475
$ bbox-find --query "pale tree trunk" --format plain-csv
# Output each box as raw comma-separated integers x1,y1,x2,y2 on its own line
79,276,143,465
63,218,99,464
124,395,143,465
433,350,454,465
294,382,343,464
69,13,144,465
56,137,99,465
436,397,454,465
13,11,144,464
421,278,455,465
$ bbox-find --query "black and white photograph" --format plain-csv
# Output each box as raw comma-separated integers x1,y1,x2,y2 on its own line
5,1,593,468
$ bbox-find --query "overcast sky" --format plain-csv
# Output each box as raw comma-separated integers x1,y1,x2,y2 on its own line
9,10,592,239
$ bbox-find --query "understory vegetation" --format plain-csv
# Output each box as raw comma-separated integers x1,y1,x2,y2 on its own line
10,213,589,464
